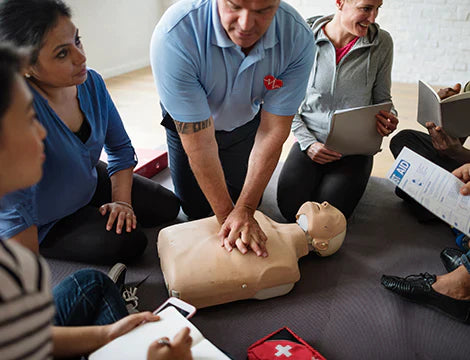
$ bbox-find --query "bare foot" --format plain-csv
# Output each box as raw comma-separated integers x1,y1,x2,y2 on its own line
432,265,470,300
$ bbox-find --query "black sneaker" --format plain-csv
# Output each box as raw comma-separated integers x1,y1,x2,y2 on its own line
107,262,127,294
122,275,150,313
108,263,149,314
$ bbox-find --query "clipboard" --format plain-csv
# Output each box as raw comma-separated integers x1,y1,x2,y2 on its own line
325,101,393,156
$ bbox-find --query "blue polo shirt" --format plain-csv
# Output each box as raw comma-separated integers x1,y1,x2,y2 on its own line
151,0,314,131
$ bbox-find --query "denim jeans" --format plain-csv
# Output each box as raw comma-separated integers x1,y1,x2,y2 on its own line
53,269,128,326
461,250,470,275
165,112,261,219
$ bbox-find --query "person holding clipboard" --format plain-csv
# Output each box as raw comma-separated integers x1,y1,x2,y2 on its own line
277,0,399,221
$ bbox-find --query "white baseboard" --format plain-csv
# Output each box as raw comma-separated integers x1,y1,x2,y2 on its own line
99,58,151,79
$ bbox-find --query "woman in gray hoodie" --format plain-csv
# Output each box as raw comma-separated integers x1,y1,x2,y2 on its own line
277,0,399,221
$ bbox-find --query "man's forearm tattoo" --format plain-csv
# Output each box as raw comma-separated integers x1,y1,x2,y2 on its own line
174,118,212,134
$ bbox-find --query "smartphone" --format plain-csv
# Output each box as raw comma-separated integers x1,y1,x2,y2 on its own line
153,297,196,319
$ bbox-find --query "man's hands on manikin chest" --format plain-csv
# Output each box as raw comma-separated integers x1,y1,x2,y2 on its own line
175,117,269,257
217,204,268,257
175,110,292,258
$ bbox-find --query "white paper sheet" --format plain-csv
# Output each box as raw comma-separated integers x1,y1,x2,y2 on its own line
90,306,229,360
387,147,470,236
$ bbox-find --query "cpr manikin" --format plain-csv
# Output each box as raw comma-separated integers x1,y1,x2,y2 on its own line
157,202,346,308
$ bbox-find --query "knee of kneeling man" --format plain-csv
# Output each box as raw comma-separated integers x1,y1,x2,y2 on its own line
181,203,212,221
389,130,409,154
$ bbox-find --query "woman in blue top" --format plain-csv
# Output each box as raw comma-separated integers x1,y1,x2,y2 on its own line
0,44,193,360
0,0,180,264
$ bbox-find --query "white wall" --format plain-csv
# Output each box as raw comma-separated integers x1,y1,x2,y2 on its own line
162,0,179,8
75,0,470,85
65,0,161,78
285,0,470,86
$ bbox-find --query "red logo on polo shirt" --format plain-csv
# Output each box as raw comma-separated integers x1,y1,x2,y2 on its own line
264,75,283,90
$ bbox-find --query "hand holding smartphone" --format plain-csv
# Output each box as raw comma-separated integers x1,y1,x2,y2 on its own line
153,297,196,319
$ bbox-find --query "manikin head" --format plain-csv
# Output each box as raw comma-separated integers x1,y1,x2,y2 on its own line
296,201,346,257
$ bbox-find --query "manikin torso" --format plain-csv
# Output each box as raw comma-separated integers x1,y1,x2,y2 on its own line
157,202,346,308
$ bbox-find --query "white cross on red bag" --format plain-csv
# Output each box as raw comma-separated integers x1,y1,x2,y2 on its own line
247,327,326,360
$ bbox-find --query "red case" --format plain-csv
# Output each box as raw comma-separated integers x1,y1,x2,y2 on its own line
100,148,168,179
247,327,326,360
134,149,168,178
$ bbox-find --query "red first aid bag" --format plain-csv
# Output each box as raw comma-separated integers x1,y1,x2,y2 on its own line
247,327,326,360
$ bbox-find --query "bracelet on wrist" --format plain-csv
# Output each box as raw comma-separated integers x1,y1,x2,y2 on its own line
114,201,133,210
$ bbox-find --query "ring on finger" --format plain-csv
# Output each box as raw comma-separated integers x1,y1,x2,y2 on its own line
157,338,171,346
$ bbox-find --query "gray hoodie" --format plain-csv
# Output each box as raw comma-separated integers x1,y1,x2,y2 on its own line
293,15,395,151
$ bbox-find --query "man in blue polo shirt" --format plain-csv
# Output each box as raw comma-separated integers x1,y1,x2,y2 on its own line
151,0,314,257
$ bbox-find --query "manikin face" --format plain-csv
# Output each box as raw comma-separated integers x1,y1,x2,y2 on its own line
336,0,382,38
217,0,280,52
0,75,47,194
296,201,346,256
29,16,87,88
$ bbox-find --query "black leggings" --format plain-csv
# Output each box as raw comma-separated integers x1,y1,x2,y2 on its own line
389,129,462,222
40,161,180,265
277,143,372,221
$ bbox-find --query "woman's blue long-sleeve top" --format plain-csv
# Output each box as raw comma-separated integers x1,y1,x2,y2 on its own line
0,69,137,242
